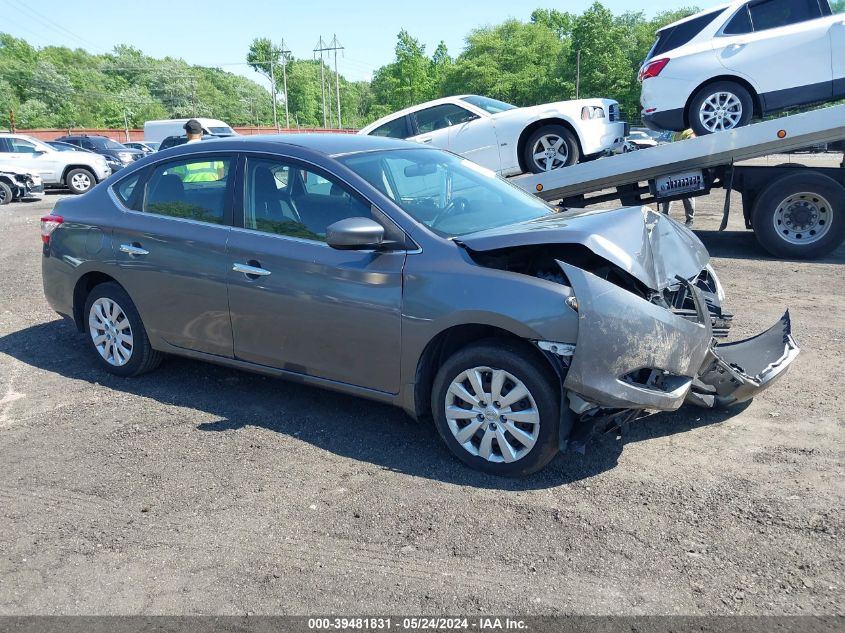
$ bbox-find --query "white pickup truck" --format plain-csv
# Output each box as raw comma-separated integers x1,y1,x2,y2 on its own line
0,134,112,194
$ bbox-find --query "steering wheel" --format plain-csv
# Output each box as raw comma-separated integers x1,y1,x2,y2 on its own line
430,197,471,229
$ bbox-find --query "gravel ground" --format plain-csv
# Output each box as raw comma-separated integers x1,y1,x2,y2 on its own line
0,153,842,615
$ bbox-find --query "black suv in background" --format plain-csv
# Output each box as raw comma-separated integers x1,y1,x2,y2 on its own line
55,135,143,171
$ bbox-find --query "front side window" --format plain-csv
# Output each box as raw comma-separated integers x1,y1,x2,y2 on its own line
370,116,410,139
141,155,232,224
10,138,38,154
414,104,478,134
339,149,553,237
243,156,374,242
748,0,821,30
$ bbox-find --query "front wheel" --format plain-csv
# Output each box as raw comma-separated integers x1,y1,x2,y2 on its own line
0,181,12,205
66,168,96,195
523,125,579,174
751,172,845,259
688,81,753,136
431,340,565,476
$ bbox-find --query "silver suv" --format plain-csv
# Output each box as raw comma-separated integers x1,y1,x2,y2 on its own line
40,134,799,475
0,134,111,194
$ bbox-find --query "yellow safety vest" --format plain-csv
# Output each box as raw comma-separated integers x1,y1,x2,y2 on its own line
171,161,225,183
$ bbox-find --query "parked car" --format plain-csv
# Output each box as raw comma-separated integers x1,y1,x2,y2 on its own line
359,94,628,175
47,140,125,173
143,118,236,144
158,134,220,151
124,141,160,154
40,134,799,476
54,135,143,171
639,0,845,135
0,165,43,204
0,134,111,194
626,129,660,149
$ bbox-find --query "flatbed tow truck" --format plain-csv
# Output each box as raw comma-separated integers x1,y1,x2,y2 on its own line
509,104,845,259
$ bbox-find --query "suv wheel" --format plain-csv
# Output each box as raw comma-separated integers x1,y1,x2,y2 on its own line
84,282,163,377
0,181,12,205
66,168,95,195
431,340,564,476
689,81,753,135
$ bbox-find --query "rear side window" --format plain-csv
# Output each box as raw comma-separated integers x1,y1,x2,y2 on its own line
141,156,233,224
748,0,822,30
724,6,753,34
647,10,722,59
370,116,410,139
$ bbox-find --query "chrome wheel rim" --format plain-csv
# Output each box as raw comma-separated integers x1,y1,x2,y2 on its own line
444,366,540,464
0,188,8,203
531,134,569,172
699,91,743,132
89,298,133,366
773,191,832,245
71,172,91,191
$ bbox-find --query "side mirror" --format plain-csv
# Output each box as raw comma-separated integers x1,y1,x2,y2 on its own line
326,217,385,250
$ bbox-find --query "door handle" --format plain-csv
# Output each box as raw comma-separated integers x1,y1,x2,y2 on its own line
418,136,433,144
233,262,271,277
119,243,149,256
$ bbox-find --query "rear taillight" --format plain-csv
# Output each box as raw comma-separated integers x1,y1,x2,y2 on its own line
639,58,670,81
40,215,63,245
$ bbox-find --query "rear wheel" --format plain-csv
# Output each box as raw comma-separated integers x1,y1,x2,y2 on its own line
431,340,564,476
66,168,95,195
752,172,845,259
84,282,162,377
0,181,12,205
523,125,579,173
689,81,753,136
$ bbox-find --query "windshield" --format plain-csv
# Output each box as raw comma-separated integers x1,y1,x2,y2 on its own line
460,95,517,115
338,149,554,237
208,126,235,135
103,139,127,149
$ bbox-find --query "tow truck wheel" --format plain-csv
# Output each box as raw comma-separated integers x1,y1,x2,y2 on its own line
752,172,845,259
0,181,12,205
689,81,753,136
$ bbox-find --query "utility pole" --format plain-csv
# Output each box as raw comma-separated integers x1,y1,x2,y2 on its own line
575,50,581,99
279,39,291,129
314,36,328,128
329,34,344,129
269,53,279,131
123,107,130,143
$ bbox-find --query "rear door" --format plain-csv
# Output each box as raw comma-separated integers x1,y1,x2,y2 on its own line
226,153,405,393
832,6,845,96
410,104,502,171
109,153,236,357
716,0,833,108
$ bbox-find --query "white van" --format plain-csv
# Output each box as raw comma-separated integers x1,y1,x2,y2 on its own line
143,118,237,144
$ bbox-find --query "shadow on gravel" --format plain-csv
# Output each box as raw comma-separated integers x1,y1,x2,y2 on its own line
694,229,845,263
2,318,748,491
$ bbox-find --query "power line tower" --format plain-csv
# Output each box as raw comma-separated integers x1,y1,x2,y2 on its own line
314,35,344,129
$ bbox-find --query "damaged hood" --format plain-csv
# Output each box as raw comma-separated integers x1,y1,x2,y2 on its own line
457,206,709,290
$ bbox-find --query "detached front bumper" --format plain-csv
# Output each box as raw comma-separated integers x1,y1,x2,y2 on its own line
687,311,799,408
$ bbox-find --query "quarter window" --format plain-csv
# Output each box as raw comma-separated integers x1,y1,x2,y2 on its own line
141,156,232,224
243,157,374,242
723,6,753,34
414,104,478,134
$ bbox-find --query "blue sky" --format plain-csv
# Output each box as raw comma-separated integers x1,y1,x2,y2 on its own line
2,0,723,88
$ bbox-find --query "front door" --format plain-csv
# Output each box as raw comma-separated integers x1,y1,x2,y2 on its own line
226,155,405,393
109,153,236,357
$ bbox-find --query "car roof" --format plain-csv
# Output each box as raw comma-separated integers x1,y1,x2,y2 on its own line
657,1,736,31
363,95,482,129
158,133,422,158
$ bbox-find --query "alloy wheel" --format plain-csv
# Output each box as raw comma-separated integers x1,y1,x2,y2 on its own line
444,366,540,463
698,92,743,132
88,297,134,366
531,134,569,172
71,172,92,191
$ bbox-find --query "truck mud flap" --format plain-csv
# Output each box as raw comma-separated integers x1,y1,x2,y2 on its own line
687,311,799,408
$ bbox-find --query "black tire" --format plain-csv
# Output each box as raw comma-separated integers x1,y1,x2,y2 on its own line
431,339,565,477
83,282,163,377
0,181,12,205
65,168,96,195
751,172,845,259
688,80,754,136
523,124,580,174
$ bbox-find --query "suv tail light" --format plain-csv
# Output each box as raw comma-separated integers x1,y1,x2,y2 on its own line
639,58,670,81
40,215,63,245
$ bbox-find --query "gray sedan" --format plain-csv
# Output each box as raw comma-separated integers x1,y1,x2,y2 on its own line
40,134,799,476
